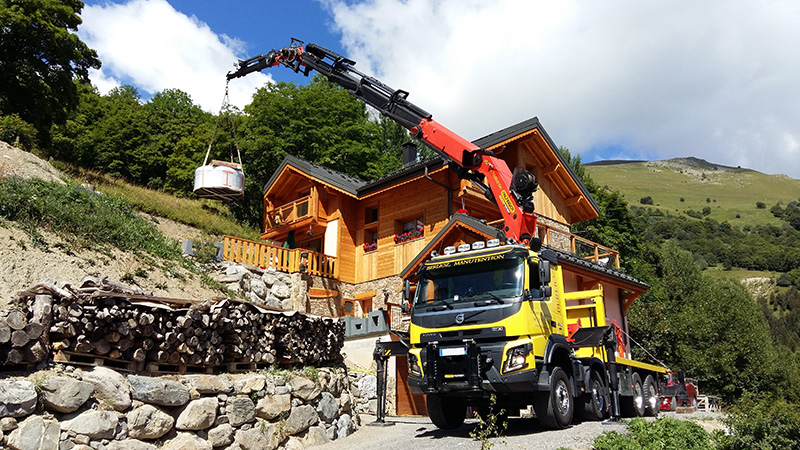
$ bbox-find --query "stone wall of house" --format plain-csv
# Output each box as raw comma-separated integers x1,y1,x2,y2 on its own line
0,365,379,450
538,216,572,253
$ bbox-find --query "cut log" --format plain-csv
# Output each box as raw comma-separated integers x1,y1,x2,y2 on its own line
6,310,27,330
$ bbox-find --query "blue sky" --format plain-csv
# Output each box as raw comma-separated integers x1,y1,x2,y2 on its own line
78,0,800,179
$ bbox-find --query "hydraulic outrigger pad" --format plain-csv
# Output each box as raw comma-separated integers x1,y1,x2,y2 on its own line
368,337,410,426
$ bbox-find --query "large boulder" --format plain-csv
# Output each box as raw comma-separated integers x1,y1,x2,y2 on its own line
176,397,218,431
0,380,37,417
336,413,354,439
60,410,118,439
126,404,174,440
357,375,378,399
6,415,59,450
226,397,256,427
316,392,338,423
128,375,189,406
283,405,319,436
288,375,320,402
207,423,234,447
184,374,233,395
161,432,212,450
233,423,281,450
80,366,131,411
233,375,266,395
39,376,94,413
105,439,158,450
255,394,291,420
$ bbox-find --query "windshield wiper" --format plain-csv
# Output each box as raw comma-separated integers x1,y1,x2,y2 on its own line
470,292,505,306
429,298,454,311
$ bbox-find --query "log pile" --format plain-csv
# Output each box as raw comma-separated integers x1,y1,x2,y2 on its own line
2,278,345,372
0,295,52,367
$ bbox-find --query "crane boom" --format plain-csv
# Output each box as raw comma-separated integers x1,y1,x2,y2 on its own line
227,40,538,243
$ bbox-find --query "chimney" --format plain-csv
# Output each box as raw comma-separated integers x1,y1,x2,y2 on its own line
402,142,417,168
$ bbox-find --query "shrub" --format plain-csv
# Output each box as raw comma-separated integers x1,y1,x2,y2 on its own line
720,395,800,450
702,206,712,216
594,417,718,450
640,196,654,205
0,114,38,151
756,202,766,209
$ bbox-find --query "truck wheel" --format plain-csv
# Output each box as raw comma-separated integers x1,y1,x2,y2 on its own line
580,371,608,421
427,394,466,429
621,373,645,417
643,374,659,417
534,366,574,429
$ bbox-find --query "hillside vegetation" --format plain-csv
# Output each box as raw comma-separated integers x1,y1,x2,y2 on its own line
585,157,800,226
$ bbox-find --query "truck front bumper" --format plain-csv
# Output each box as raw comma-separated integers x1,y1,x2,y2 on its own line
407,340,541,397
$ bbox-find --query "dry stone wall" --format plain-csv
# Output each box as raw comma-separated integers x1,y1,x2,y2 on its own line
0,366,368,450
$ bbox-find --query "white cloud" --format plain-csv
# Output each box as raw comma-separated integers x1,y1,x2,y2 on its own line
323,0,800,178
78,0,270,111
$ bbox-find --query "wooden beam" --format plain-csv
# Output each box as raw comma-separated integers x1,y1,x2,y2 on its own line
543,163,562,176
566,195,584,207
308,288,339,298
623,293,639,312
354,290,376,300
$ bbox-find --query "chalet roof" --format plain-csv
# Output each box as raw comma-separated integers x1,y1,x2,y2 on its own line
473,117,600,215
399,213,648,292
264,117,599,217
264,154,367,196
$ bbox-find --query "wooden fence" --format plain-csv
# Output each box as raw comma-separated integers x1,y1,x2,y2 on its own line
222,236,337,279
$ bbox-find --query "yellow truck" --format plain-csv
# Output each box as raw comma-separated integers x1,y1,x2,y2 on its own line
402,234,667,429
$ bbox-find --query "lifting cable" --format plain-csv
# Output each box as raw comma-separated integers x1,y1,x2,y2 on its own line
203,80,245,176
616,325,670,370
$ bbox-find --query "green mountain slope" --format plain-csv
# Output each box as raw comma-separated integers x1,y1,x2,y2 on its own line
585,157,800,227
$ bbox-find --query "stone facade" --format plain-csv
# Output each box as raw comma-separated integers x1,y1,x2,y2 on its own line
0,365,375,450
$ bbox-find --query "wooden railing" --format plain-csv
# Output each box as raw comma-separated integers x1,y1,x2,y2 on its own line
539,222,620,269
222,236,337,278
265,193,314,230
486,218,620,269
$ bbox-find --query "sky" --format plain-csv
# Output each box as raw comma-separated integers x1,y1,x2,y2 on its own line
78,0,800,179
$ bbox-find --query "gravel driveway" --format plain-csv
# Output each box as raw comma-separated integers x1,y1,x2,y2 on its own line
315,411,724,450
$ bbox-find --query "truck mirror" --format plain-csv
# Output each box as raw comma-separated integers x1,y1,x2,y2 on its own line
539,286,552,299
401,279,411,313
538,260,551,284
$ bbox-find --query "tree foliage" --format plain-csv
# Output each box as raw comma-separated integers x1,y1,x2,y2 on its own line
0,0,100,144
236,75,403,223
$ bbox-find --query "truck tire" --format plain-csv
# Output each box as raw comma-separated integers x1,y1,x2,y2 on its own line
580,370,608,421
621,373,645,417
534,366,573,429
643,374,659,417
427,394,466,429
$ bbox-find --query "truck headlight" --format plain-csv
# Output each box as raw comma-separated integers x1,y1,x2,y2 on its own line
409,353,423,378
504,344,530,373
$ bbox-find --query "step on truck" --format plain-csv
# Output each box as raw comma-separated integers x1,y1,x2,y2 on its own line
402,235,668,429
227,39,669,429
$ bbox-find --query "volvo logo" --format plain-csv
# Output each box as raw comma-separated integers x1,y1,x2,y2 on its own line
455,313,465,324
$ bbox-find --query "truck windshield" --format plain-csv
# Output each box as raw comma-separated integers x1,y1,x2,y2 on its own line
414,257,524,307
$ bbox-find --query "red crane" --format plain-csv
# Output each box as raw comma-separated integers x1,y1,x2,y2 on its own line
227,39,539,244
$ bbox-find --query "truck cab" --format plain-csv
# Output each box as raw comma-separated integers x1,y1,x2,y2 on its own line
404,239,667,429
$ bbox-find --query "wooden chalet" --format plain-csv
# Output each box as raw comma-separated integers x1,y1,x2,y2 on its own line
223,117,627,317
221,116,648,416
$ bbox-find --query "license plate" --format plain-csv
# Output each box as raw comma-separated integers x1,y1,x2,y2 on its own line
440,347,466,357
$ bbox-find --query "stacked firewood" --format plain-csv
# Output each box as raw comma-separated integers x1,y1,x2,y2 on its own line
0,295,52,366
3,278,345,370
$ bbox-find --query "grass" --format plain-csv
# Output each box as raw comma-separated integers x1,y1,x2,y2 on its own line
0,176,180,258
56,164,261,240
585,159,800,227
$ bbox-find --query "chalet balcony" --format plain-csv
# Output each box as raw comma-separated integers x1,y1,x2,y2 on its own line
222,235,338,279
486,218,621,269
264,191,317,235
